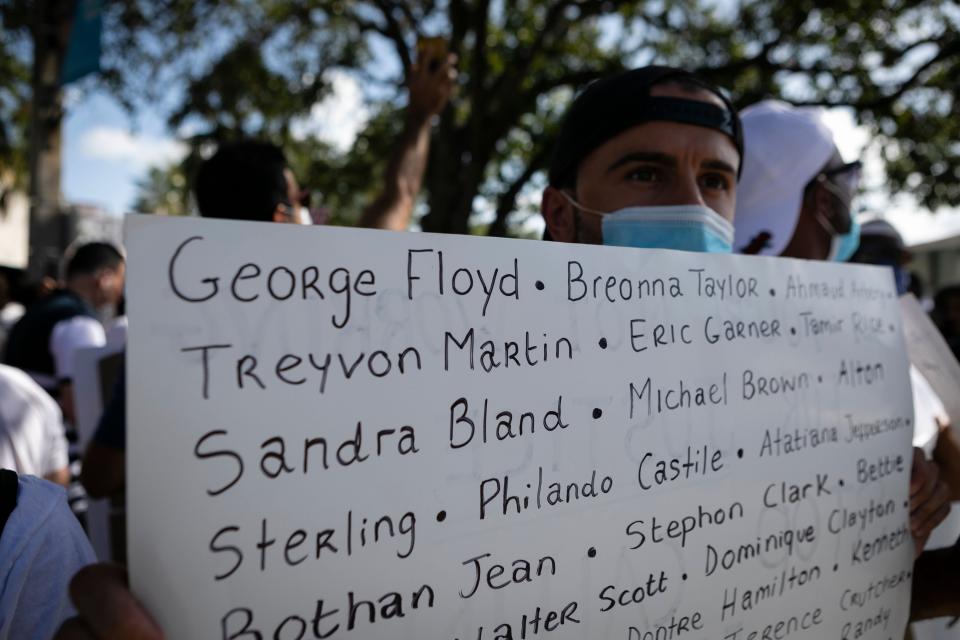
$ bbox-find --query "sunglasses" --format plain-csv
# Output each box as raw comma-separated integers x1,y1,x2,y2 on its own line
820,160,862,194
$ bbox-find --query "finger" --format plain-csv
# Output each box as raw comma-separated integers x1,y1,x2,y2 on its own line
919,481,951,522
911,457,939,500
69,564,163,640
910,448,926,494
911,466,939,504
911,480,950,535
926,501,951,532
913,502,951,545
54,618,96,640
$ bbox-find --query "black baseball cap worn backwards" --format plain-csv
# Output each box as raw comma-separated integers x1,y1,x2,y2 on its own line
548,65,744,188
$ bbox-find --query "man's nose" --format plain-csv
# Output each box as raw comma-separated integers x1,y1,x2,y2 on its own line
667,172,707,208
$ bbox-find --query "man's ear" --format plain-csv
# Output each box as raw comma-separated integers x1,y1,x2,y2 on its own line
541,186,576,242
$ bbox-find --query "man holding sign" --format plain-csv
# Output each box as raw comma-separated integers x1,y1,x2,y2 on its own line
59,66,926,639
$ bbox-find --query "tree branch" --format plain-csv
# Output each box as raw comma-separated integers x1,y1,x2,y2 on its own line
371,0,412,74
344,9,393,41
788,38,959,110
488,142,552,237
468,0,491,152
522,64,621,105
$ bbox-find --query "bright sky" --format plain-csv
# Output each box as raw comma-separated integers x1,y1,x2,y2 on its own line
61,68,371,216
62,57,960,247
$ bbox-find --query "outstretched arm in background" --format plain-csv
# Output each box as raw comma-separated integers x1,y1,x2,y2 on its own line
358,53,457,231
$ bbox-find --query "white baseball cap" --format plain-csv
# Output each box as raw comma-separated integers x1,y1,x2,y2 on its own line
733,100,839,256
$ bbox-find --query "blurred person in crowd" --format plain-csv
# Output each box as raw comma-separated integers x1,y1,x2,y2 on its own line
2,242,124,425
0,467,96,638
851,219,913,294
0,270,25,355
0,364,69,485
733,101,861,261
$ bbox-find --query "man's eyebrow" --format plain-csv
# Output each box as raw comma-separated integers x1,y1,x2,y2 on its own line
606,152,677,174
703,159,738,175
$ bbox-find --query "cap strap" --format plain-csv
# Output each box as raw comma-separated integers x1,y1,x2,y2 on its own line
634,96,738,142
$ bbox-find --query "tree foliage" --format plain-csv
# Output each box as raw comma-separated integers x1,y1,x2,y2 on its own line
0,2,38,190
131,162,192,216
3,0,959,231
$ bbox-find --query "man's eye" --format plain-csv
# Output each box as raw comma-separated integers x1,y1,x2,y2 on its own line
702,173,731,191
626,167,659,182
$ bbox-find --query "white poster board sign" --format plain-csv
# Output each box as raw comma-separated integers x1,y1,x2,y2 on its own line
127,215,915,640
899,293,960,430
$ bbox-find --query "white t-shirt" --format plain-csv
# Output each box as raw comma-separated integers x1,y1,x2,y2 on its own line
0,475,96,639
0,365,68,477
50,316,105,381
105,316,127,350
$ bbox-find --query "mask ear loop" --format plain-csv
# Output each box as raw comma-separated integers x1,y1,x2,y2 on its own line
813,176,853,236
558,190,607,243
558,190,608,216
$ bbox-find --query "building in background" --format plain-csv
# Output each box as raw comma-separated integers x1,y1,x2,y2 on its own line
911,233,960,296
1,189,122,277
0,188,30,270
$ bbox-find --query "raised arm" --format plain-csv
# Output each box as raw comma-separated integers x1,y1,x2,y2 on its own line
358,53,457,231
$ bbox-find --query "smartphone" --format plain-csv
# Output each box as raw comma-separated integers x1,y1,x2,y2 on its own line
416,36,447,72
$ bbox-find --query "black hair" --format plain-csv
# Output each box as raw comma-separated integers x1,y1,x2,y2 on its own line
935,285,960,308
194,141,290,221
65,242,124,279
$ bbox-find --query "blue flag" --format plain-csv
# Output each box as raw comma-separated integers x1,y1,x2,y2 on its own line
61,0,102,84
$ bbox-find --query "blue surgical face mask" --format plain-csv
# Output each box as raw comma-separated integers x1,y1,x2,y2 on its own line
893,265,909,295
561,193,734,253
602,206,735,253
825,215,861,263
879,261,910,295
